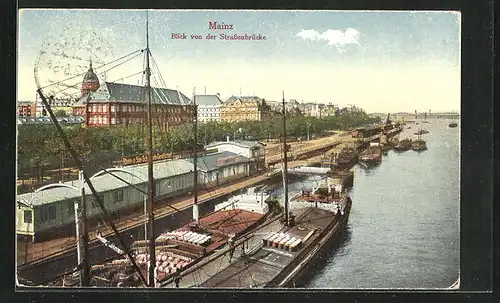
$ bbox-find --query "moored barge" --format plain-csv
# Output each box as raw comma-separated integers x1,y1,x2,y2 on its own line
329,146,359,170
393,138,412,152
359,142,382,165
411,139,427,151
88,203,275,287
198,203,351,288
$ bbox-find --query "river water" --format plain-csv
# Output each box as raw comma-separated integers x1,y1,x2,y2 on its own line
18,120,460,289
284,119,460,289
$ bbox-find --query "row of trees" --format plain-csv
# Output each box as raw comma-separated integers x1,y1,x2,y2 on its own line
17,110,380,174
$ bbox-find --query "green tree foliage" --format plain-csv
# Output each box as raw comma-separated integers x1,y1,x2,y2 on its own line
54,109,69,117
17,109,381,172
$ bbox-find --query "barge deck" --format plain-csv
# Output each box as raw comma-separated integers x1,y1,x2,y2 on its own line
198,204,351,288
87,208,270,286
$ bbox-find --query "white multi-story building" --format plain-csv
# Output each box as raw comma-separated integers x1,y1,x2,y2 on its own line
195,94,222,123
205,139,266,173
34,95,78,117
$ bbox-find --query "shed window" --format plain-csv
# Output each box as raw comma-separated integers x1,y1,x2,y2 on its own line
24,210,32,224
41,205,57,221
113,189,123,203
48,205,56,220
68,201,75,215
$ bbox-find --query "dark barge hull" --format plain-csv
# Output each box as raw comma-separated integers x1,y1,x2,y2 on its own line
200,203,351,288
267,204,351,288
359,158,381,166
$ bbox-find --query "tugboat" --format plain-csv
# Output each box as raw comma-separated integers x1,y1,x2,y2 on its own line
331,146,358,170
412,123,428,151
379,132,393,153
393,137,412,152
326,169,354,190
412,128,427,152
414,129,430,135
448,116,458,128
359,142,382,165
293,180,352,213
412,138,427,151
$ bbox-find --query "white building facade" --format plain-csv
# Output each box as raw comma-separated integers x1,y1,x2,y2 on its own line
205,139,266,173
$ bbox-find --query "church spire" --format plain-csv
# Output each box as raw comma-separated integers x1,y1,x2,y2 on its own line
81,58,100,97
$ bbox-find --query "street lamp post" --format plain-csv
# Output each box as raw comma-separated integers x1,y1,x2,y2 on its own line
35,180,90,286
307,121,311,141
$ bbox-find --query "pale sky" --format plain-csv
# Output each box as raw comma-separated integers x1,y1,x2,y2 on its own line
18,9,461,113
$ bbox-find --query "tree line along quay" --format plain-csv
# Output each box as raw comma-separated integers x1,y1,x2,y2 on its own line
17,110,380,190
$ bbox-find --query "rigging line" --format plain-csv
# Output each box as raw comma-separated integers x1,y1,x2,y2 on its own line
149,78,167,109
149,54,167,88
241,255,258,288
39,49,144,90
154,62,168,92
150,76,168,105
39,248,131,287
142,49,147,87
107,71,145,84
49,52,145,96
34,91,148,287
150,74,170,105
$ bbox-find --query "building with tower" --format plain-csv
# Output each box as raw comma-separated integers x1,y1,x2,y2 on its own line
80,61,100,97
72,62,195,127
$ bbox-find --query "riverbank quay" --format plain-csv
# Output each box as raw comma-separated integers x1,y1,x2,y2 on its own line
16,125,396,283
17,172,272,268
17,130,359,266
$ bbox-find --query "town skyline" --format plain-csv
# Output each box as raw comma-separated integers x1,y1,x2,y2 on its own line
18,9,460,113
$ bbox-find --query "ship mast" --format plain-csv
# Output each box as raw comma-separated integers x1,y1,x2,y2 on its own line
192,88,199,224
145,11,156,288
282,91,289,226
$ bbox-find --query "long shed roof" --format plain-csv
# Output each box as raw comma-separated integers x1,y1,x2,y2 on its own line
17,159,194,207
181,151,250,172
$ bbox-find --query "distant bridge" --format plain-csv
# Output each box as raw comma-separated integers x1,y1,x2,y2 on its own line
371,113,460,121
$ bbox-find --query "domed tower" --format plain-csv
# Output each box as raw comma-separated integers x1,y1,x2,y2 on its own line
81,61,100,97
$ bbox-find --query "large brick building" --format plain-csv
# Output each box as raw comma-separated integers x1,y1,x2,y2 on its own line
72,62,195,127
18,101,36,117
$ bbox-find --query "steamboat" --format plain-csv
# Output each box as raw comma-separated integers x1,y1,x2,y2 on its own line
330,146,358,170
414,129,430,135
393,138,412,152
411,139,427,151
359,142,382,165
